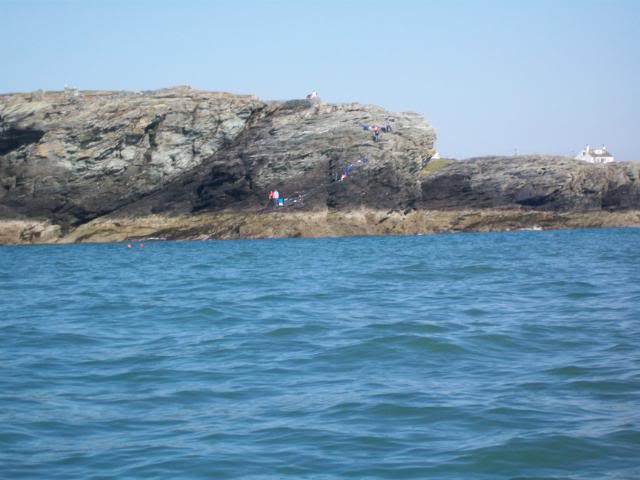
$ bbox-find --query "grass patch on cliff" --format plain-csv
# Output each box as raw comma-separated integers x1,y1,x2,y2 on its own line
420,158,453,176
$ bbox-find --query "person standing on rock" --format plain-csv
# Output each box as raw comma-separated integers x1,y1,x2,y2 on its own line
273,189,280,207
372,125,380,142
384,118,393,133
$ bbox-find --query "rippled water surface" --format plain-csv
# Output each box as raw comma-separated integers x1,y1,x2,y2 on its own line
1,228,640,479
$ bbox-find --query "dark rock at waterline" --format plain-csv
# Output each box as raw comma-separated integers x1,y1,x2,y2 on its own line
419,155,640,211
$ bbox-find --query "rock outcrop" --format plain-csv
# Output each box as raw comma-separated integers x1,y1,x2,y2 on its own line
420,155,640,211
1,87,265,224
1,87,639,244
0,87,435,229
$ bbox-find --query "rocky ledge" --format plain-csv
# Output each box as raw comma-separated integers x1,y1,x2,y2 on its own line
1,87,639,244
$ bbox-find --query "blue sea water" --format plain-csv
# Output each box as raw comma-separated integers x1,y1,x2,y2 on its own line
1,228,639,479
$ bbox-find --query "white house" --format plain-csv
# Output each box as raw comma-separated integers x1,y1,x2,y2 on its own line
575,145,615,164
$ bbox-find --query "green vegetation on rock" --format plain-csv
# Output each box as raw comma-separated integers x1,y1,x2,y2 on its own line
420,158,452,176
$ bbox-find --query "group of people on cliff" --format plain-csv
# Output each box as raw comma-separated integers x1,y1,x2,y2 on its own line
267,189,303,208
267,189,282,207
266,156,369,210
336,156,369,182
361,118,393,142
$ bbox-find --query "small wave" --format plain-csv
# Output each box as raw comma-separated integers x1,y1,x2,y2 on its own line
455,265,501,274
367,321,449,334
312,335,467,366
603,342,636,353
367,403,461,420
322,400,368,414
0,430,34,445
400,262,430,272
191,306,224,318
517,381,553,392
265,325,328,337
468,333,520,349
463,307,489,317
39,332,102,347
398,335,466,353
566,291,601,300
566,379,639,395
604,428,640,444
372,334,466,353
189,263,215,270
544,365,594,377
456,434,604,471
155,388,251,403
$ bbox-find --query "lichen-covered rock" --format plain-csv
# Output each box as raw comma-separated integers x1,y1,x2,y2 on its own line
0,87,435,227
0,87,264,224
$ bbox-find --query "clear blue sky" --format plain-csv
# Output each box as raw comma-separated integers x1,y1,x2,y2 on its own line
2,0,639,160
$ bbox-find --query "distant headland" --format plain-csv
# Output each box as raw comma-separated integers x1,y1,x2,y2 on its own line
1,86,639,244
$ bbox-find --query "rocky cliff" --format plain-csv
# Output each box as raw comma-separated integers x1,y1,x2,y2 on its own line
420,155,640,211
0,87,434,224
1,87,639,243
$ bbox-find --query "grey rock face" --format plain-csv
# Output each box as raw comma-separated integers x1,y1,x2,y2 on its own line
420,155,640,211
2,88,639,234
0,87,263,224
0,87,435,226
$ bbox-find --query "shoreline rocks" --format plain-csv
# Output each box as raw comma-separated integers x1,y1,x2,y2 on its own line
2,209,639,245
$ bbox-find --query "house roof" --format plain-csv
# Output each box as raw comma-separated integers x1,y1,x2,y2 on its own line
586,147,613,157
